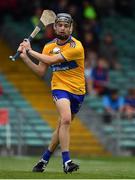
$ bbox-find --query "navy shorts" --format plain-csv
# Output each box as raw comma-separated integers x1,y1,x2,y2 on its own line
52,90,85,114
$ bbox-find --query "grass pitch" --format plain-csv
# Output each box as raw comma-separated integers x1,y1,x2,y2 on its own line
0,156,135,179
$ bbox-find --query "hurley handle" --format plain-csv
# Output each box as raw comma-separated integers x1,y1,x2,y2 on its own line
9,51,21,61
9,37,32,61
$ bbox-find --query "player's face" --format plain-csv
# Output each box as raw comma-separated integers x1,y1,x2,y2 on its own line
55,21,71,40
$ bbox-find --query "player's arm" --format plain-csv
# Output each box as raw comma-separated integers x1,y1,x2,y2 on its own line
27,44,83,65
27,49,65,65
23,57,48,77
18,39,65,65
18,44,48,77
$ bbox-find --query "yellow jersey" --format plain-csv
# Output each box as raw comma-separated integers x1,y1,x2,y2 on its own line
42,36,86,95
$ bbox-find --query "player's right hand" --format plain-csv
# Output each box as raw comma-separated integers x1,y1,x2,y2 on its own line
17,43,27,59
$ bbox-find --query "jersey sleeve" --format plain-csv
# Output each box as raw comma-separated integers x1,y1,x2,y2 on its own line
61,44,84,61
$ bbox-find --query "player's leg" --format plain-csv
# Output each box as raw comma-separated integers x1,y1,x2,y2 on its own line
32,90,70,173
48,119,60,152
32,121,60,172
56,98,71,152
54,98,79,173
33,90,84,173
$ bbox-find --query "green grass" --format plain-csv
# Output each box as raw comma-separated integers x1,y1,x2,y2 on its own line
0,156,135,179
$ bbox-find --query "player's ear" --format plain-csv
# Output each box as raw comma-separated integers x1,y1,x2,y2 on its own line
70,23,73,34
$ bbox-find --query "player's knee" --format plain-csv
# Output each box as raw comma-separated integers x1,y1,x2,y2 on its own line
61,115,71,125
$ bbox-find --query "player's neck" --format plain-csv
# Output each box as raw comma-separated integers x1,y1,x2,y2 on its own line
57,35,71,46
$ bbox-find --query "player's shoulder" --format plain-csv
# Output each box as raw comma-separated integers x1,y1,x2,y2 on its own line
42,39,57,54
70,36,83,48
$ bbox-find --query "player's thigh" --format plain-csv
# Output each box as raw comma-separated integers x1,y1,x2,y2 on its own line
54,98,71,121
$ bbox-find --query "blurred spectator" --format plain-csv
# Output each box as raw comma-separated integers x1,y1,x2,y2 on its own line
83,31,99,53
85,51,98,94
99,33,121,70
67,3,81,38
95,0,116,16
102,88,124,123
68,3,81,23
85,58,92,95
50,0,68,14
81,1,101,52
30,7,44,48
90,19,101,41
86,50,98,68
123,88,135,119
83,0,97,20
86,57,110,96
82,17,101,52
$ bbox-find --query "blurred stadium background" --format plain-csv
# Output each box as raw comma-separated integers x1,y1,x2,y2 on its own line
0,0,135,167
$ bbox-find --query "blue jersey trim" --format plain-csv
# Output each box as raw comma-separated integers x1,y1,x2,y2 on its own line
51,60,78,72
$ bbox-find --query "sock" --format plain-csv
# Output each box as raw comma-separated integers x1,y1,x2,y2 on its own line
62,151,71,164
42,149,52,162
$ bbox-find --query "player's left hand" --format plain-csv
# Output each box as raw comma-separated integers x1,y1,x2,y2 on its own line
17,44,27,59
